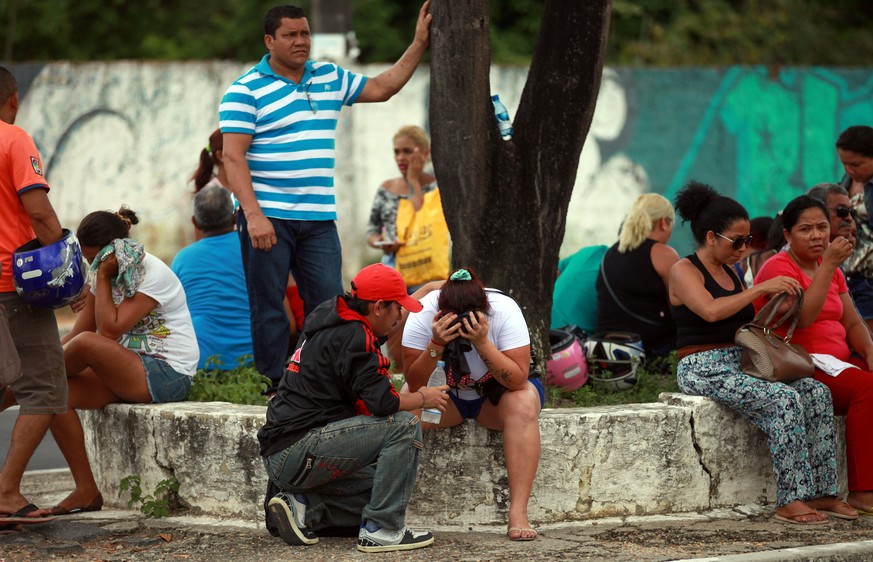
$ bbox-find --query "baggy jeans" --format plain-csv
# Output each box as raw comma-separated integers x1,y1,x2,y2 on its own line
263,412,423,532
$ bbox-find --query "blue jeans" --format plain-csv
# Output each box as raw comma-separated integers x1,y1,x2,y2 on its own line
237,215,343,387
263,413,423,532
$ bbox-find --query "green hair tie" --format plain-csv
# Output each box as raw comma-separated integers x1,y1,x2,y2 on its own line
450,269,472,281
204,145,211,155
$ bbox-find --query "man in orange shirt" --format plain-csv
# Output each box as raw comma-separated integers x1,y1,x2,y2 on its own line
0,66,67,521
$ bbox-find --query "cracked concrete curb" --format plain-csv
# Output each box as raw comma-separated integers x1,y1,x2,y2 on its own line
677,540,873,561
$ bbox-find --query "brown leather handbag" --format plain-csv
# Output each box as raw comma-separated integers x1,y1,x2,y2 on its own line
734,292,814,382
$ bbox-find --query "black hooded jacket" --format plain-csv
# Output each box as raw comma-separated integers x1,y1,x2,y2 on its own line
257,296,401,457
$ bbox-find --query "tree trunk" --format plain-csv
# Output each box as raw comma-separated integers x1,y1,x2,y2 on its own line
429,0,612,364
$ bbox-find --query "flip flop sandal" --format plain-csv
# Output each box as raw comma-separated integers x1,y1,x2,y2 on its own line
1,503,42,518
819,509,859,520
0,516,55,526
46,493,104,516
507,527,538,541
0,515,56,533
851,506,873,516
774,512,829,525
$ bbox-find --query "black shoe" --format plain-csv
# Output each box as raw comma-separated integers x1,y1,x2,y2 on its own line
356,525,434,553
267,493,318,546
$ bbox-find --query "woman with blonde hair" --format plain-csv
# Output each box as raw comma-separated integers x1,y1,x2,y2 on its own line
595,193,679,356
366,125,437,268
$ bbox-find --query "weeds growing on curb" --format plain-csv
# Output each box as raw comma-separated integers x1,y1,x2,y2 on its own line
545,352,680,408
185,352,680,409
119,474,181,518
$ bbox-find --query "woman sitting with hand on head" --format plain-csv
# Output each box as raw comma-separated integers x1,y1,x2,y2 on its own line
42,206,199,516
401,268,543,541
754,194,873,517
670,181,855,525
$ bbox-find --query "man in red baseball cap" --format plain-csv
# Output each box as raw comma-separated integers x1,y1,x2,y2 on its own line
258,263,446,553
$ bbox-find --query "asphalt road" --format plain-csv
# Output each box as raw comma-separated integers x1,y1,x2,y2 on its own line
0,406,65,471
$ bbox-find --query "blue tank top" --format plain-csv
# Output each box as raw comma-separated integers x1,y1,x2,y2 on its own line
672,253,754,348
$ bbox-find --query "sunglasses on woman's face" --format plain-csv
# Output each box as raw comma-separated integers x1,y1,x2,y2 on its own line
716,232,754,251
831,205,852,219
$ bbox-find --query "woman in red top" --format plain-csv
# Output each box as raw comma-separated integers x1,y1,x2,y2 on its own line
755,194,873,515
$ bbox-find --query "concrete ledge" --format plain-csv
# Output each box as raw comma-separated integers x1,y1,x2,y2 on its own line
79,395,846,526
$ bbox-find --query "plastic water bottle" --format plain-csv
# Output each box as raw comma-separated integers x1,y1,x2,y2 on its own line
491,94,513,141
420,361,446,424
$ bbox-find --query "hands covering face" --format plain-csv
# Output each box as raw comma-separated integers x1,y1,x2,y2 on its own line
432,310,489,346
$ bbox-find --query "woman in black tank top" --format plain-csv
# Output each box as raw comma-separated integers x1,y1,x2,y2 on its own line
670,181,855,524
595,193,679,356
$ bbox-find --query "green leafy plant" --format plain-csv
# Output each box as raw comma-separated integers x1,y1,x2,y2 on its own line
119,474,180,518
544,351,680,408
187,355,271,406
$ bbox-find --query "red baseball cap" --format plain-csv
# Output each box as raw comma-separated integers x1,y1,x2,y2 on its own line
351,264,423,312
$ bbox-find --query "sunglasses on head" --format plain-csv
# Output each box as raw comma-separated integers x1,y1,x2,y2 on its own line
832,205,852,219
716,232,754,251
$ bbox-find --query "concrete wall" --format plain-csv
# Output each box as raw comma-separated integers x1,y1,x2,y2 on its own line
79,394,847,526
10,63,873,281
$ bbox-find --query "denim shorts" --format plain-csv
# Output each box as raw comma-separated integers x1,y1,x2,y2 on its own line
139,355,192,403
449,378,545,420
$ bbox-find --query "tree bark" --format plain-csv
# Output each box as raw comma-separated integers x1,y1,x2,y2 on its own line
430,0,612,364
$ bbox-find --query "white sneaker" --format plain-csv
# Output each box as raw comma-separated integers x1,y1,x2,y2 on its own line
356,525,434,553
267,493,319,546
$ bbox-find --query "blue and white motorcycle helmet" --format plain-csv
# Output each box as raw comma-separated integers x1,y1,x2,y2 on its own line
12,229,86,308
583,331,645,391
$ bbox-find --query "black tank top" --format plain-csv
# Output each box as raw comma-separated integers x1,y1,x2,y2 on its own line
595,239,676,352
672,253,754,348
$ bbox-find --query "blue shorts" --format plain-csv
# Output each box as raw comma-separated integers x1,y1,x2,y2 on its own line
139,355,192,403
847,275,873,319
449,378,545,420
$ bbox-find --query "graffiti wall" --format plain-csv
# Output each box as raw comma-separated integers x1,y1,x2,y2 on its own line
10,63,873,277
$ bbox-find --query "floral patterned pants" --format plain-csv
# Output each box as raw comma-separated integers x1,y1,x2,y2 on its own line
678,347,838,506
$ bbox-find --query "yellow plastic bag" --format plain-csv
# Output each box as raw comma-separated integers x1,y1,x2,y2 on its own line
395,188,450,286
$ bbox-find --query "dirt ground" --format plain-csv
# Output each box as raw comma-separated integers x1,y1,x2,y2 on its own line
2,507,873,562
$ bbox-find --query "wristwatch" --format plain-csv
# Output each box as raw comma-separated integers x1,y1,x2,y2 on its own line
427,346,442,358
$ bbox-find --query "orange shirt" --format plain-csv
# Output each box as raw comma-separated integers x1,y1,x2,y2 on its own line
0,121,49,292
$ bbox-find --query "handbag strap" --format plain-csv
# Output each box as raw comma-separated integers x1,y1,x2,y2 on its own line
599,253,667,327
752,291,804,342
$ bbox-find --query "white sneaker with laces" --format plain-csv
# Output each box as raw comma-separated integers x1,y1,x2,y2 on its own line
356,525,434,553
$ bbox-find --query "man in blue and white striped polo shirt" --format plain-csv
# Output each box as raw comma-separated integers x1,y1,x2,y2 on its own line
220,2,432,393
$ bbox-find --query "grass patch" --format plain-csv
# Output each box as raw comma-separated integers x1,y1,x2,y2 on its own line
185,353,680,409
544,352,679,408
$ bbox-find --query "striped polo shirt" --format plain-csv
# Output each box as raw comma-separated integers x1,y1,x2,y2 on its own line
219,55,367,221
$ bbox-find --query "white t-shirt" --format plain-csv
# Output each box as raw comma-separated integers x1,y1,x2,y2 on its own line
93,253,199,376
402,290,530,400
